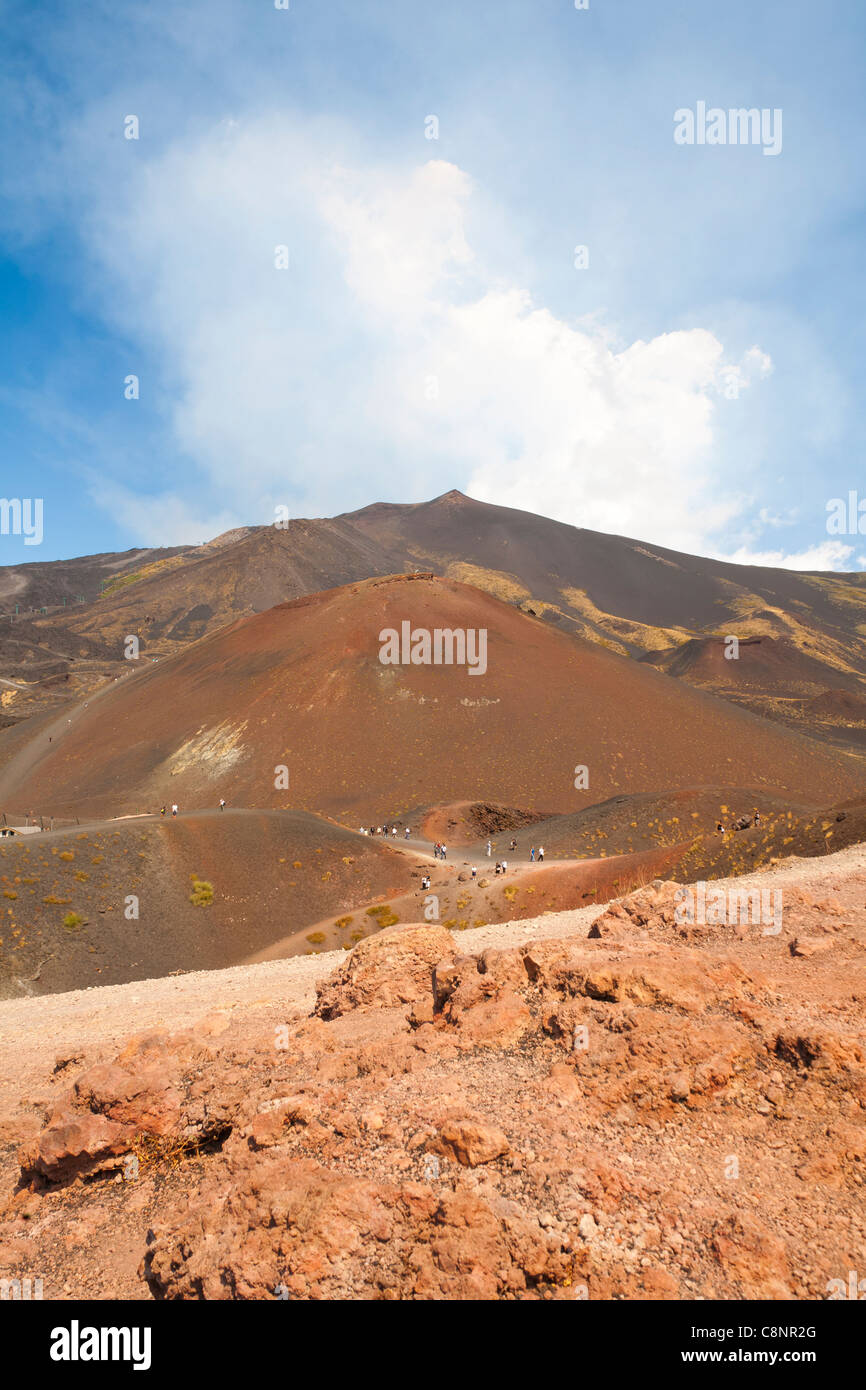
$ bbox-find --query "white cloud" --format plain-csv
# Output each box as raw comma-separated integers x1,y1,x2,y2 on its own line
82,118,772,555
92,483,242,549
715,540,856,571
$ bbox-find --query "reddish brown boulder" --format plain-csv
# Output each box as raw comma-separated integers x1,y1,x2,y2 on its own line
17,1028,245,1185
18,1112,130,1185
315,925,455,1018
431,1118,510,1167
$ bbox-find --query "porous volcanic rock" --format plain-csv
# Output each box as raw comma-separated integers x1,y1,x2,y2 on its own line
315,925,455,1019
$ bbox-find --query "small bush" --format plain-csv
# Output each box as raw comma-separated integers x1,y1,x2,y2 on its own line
189,879,214,907
59,851,74,862
63,912,84,931
365,903,398,928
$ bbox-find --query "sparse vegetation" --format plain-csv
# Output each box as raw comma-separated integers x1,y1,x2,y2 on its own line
365,903,399,928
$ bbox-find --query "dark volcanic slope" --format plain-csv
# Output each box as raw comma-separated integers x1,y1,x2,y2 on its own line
2,574,862,823
19,519,405,655
0,810,427,998
640,634,863,694
58,518,410,655
0,545,191,615
343,490,866,638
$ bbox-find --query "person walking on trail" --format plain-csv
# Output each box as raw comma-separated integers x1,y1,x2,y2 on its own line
486,840,492,857
405,827,410,839
171,803,178,817
219,799,226,811
471,865,477,880
501,859,508,874
495,862,502,875
440,843,447,861
530,847,535,862
510,838,517,852
538,846,544,862
160,806,166,817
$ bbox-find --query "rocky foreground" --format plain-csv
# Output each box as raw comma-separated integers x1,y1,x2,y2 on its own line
0,847,864,1300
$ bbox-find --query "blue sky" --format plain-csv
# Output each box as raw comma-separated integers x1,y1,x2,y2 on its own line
1,0,865,566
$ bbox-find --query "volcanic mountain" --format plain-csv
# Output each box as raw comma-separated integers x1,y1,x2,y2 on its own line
3,490,865,742
1,573,862,824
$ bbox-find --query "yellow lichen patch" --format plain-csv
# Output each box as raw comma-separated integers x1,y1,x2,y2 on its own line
99,553,189,597
444,561,530,605
559,587,692,653
717,588,866,678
